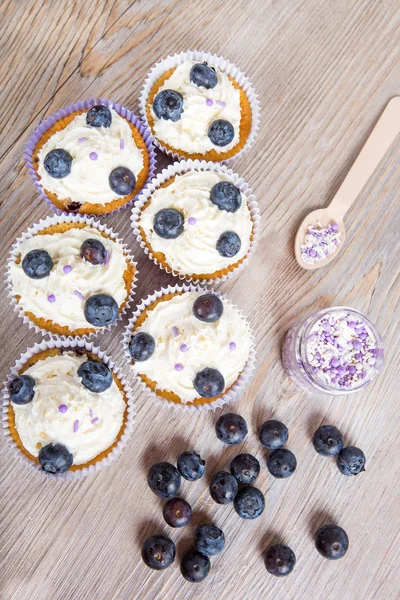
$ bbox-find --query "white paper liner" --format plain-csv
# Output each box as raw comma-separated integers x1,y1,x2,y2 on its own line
122,283,257,412
0,339,136,481
131,159,261,284
139,50,260,162
5,214,138,340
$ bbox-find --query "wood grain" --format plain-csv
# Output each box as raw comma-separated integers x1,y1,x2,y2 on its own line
1,1,400,599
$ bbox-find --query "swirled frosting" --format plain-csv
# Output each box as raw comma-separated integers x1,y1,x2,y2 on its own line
12,352,126,465
151,60,241,154
37,108,144,205
132,292,252,403
139,170,252,276
10,226,129,329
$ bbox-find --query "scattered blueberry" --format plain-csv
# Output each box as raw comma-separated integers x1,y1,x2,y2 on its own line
216,231,241,257
181,550,211,583
215,413,248,445
177,451,205,481
153,89,184,122
141,534,176,570
80,238,107,265
109,167,136,195
163,497,192,528
8,375,35,405
209,471,238,504
129,332,156,362
234,486,265,519
84,293,118,327
147,462,181,498
194,524,225,557
86,105,112,128
38,443,73,474
153,208,184,239
190,62,218,89
259,420,289,450
43,149,73,178
210,181,241,212
208,119,235,146
77,360,113,393
230,453,260,484
194,368,225,398
264,544,296,576
315,524,349,560
337,446,366,476
267,448,297,479
22,249,53,279
313,425,344,457
193,293,223,323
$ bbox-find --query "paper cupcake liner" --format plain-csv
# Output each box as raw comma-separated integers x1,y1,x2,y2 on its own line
5,213,138,340
139,50,260,162
0,339,136,481
122,283,257,412
131,159,261,284
25,98,157,215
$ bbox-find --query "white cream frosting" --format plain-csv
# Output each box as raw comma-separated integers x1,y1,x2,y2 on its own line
12,353,126,465
10,226,129,329
37,108,144,205
139,170,252,276
132,292,252,403
151,60,241,154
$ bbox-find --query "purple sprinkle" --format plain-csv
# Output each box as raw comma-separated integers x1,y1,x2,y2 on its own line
105,250,110,265
172,326,179,337
78,137,86,143
347,320,357,328
322,321,331,331
91,417,99,424
229,342,237,351
353,340,362,349
331,222,339,232
89,152,98,161
47,294,56,303
180,344,188,353
89,409,93,418
58,404,68,413
206,98,213,106
359,332,368,340
330,358,340,368
348,366,356,374
188,217,197,226
74,290,85,301
355,352,363,360
216,100,226,107
175,363,184,371
120,139,125,149
336,365,346,374
63,265,73,274
73,420,79,433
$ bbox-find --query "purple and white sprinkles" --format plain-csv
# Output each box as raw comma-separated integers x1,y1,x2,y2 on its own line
301,222,341,264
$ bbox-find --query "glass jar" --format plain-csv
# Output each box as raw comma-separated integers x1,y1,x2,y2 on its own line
282,307,384,395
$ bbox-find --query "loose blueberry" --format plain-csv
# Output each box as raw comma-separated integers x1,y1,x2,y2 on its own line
109,167,136,195
8,375,35,405
181,550,211,583
153,89,184,122
38,443,73,474
194,524,225,557
22,249,53,279
215,412,248,445
315,524,349,560
209,471,238,504
147,462,181,498
259,420,289,450
141,534,176,570
337,446,366,476
77,360,113,393
86,105,112,128
313,425,344,457
153,208,184,239
208,119,235,146
177,451,205,481
234,486,265,519
210,181,242,212
230,453,260,484
129,332,156,362
267,448,297,479
193,293,223,323
163,497,192,528
216,231,241,257
84,293,118,327
190,62,218,89
194,368,225,398
80,239,107,265
43,149,73,178
264,544,296,576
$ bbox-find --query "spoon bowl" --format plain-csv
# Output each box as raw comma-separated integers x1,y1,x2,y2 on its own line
294,209,345,271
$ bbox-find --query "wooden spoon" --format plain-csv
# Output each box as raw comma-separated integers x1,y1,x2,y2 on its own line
295,96,400,270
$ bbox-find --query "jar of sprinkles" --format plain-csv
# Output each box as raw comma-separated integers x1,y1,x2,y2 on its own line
282,307,384,395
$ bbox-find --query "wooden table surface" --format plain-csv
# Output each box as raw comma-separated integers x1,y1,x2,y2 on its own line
1,1,400,599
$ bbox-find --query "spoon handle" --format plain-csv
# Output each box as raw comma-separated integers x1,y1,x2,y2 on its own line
330,96,400,217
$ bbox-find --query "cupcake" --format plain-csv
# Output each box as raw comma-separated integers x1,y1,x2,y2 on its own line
26,99,156,214
7,215,137,337
132,160,260,282
140,51,259,161
123,286,256,410
2,341,135,479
